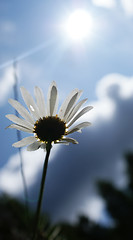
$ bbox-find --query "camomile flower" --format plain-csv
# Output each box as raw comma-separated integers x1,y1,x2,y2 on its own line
6,81,93,239
6,81,93,151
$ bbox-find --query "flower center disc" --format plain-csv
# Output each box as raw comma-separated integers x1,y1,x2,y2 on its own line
34,116,66,142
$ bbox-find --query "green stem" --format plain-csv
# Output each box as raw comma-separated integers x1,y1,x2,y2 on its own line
32,142,52,240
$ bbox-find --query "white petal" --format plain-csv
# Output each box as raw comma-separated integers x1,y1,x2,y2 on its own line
34,86,46,118
20,87,40,119
55,141,69,145
6,114,33,130
47,81,58,116
8,99,34,124
66,98,88,123
40,143,46,150
67,106,93,128
62,137,78,144
58,89,81,120
27,141,41,151
7,124,33,133
67,128,81,134
63,90,83,121
67,122,91,134
12,136,36,148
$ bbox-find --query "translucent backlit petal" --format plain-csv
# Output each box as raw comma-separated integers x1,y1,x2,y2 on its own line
20,87,40,119
62,137,78,144
34,86,46,118
55,141,69,145
7,124,33,133
8,99,34,124
67,106,93,128
12,136,36,148
66,98,88,123
58,88,79,120
6,114,33,130
47,81,58,116
63,90,83,121
67,122,91,134
40,143,46,149
27,141,41,151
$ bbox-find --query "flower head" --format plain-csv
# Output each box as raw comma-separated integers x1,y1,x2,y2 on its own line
6,81,93,151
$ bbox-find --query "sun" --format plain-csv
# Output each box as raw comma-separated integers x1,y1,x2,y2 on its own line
65,9,93,42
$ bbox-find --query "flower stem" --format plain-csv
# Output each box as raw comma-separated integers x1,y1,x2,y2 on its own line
32,142,52,240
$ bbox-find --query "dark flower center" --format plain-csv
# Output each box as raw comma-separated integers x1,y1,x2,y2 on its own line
34,116,66,142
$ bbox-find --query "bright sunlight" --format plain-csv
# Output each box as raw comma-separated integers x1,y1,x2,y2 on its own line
65,9,93,42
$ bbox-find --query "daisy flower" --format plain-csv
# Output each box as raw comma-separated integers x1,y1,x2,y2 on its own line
6,81,93,151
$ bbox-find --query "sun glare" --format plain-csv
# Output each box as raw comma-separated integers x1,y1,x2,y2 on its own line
65,9,93,42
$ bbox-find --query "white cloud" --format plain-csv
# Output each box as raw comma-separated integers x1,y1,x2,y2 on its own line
0,67,15,105
96,73,133,99
121,0,133,16
76,196,105,222
85,197,104,221
89,74,133,122
0,149,42,195
0,144,60,197
92,0,116,8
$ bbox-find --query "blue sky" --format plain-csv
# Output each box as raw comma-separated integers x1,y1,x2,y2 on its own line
0,0,133,224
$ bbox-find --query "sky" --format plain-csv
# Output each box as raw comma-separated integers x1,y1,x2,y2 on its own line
0,0,133,225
